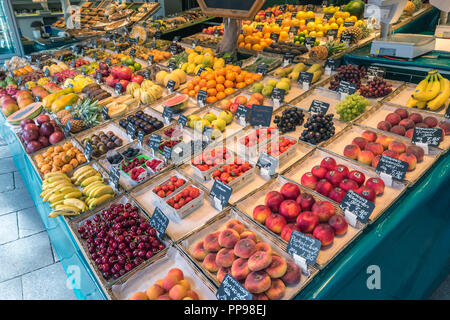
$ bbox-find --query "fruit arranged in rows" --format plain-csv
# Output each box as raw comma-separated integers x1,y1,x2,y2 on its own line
56,98,102,133
274,63,323,84
239,127,276,148
42,62,70,76
158,138,182,154
186,111,233,137
336,93,370,121
220,92,264,114
12,65,34,77
274,107,305,134
119,110,164,136
359,77,393,98
180,47,224,75
329,64,366,91
267,136,296,157
154,69,187,91
252,78,291,98
126,80,164,105
343,130,424,171
300,156,385,203
300,113,335,145
191,219,301,299
166,185,201,210
34,141,86,175
406,70,450,111
82,83,111,103
77,202,166,280
153,176,186,199
192,147,231,172
377,108,446,139
252,182,347,247
20,115,64,153
212,158,253,184
128,268,201,300
81,130,124,157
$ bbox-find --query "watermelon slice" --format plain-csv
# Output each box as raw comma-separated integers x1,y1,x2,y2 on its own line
164,94,188,113
7,102,43,125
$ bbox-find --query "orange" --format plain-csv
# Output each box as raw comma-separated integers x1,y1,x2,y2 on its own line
225,64,234,70
224,87,235,95
224,80,234,88
236,82,246,89
245,43,252,50
245,77,254,85
188,90,196,97
194,84,200,92
205,72,215,81
216,83,225,92
238,42,245,49
252,44,262,51
181,88,189,94
225,72,236,81
216,69,226,76
263,32,271,39
264,38,272,46
206,79,217,88
187,82,194,90
236,74,245,83
231,66,241,73
238,34,244,42
200,86,208,92
207,88,217,96
244,36,253,44
216,75,225,84
216,91,226,100
252,73,262,80
199,79,207,87
206,96,218,104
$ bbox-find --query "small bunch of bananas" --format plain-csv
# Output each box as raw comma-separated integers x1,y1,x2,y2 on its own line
72,166,115,211
40,172,88,218
406,70,450,111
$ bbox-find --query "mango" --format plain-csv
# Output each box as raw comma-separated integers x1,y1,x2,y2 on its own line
51,93,79,114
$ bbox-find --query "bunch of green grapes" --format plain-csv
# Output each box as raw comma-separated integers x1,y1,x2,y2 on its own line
336,94,370,121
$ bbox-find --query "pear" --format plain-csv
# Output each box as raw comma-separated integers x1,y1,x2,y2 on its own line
203,112,217,123
261,85,273,97
288,72,300,82
293,63,306,73
266,80,277,88
219,111,233,124
212,118,227,132
252,83,264,93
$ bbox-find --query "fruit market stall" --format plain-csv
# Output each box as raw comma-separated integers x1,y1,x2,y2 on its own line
0,0,448,301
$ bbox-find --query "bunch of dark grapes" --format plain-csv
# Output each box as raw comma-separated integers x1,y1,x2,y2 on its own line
329,64,366,91
359,77,393,98
273,107,305,134
300,113,335,145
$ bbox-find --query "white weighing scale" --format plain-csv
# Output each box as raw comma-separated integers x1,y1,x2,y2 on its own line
431,0,450,38
369,0,436,60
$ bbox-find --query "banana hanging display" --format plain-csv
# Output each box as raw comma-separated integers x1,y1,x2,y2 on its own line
406,70,450,111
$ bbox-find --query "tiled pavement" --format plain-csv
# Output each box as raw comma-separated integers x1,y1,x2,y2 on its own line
0,135,447,300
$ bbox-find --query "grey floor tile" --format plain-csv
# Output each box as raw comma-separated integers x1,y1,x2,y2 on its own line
0,145,11,158
0,172,14,193
13,171,25,190
0,212,18,245
22,262,76,300
0,231,54,282
429,274,450,300
0,277,22,300
0,157,16,175
0,188,35,216
18,207,45,238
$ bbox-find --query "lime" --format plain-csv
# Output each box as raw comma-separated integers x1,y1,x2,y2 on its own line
299,37,305,43
299,32,306,38
134,62,142,71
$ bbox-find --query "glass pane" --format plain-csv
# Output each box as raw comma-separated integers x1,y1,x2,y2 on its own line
0,1,17,55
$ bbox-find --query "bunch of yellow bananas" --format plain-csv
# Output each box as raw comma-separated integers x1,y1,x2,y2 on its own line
406,70,450,111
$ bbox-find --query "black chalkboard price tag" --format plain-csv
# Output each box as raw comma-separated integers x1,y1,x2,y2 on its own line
102,106,109,120
275,18,283,26
166,79,176,93
162,106,173,124
216,274,252,300
445,107,450,119
154,30,162,40
344,21,355,27
306,4,314,12
224,56,233,65
197,67,206,77
336,80,357,98
70,59,76,68
144,70,151,80
178,114,188,127
265,11,272,18
35,95,40,102
367,66,386,81
169,43,178,55
84,141,94,161
309,100,330,114
137,130,145,145
192,38,200,48
236,104,251,125
147,54,154,65
375,154,408,185
287,230,320,275
96,72,102,84
162,146,172,160
129,48,136,58
203,126,213,141
326,28,338,40
81,66,87,75
93,52,98,61
213,28,221,38
325,58,336,75
289,26,299,35
109,165,120,190
114,82,123,95
283,53,295,65
36,59,41,69
63,120,71,138
270,88,285,108
197,90,207,107
257,152,278,176
44,68,50,77
298,72,314,90
210,179,232,211
249,104,273,128
150,42,157,49
168,61,176,72
126,122,136,139
149,207,169,237
256,24,264,32
324,12,334,20
270,32,280,43
340,33,353,44
339,190,375,226
105,58,111,66
52,75,58,84
173,36,180,43
412,127,442,148
148,134,161,150
256,63,268,76
304,37,316,49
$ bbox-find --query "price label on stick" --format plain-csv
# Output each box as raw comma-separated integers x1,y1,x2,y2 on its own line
283,53,295,66
325,58,336,75
197,90,207,107
216,274,252,300
166,79,176,93
412,127,442,153
304,37,316,50
137,130,145,145
271,88,285,108
178,114,188,127
102,106,110,120
337,80,357,99
270,32,280,43
257,152,278,176
210,179,232,211
150,207,169,237
236,104,251,126
339,190,375,226
309,100,330,114
114,82,123,95
63,120,72,137
299,72,314,90
162,146,172,160
375,155,408,186
126,122,136,139
162,106,173,124
109,165,120,190
168,61,176,72
286,231,321,276
249,105,273,127
148,134,161,150
84,141,94,161
256,63,268,76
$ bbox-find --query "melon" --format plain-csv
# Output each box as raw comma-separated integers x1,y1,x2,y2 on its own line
164,94,188,113
7,102,43,125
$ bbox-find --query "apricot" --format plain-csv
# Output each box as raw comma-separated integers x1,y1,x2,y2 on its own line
215,248,236,268
225,219,245,234
265,279,286,300
231,258,250,281
204,232,221,252
265,255,287,279
168,268,184,282
146,284,165,300
192,241,208,261
244,271,272,294
234,239,256,259
169,284,188,300
162,274,178,292
128,291,148,300
248,251,273,272
218,228,240,249
203,253,220,273
281,262,301,285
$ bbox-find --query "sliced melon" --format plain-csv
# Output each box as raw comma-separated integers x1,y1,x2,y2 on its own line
7,102,43,125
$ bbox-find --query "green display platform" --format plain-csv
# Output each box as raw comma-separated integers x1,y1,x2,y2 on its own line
1,113,449,300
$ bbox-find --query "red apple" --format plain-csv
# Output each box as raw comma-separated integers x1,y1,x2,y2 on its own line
312,201,335,222
279,200,301,221
280,223,301,242
253,205,271,224
313,224,335,247
328,215,348,235
280,182,301,200
300,172,318,190
296,193,315,211
264,191,285,213
295,211,318,233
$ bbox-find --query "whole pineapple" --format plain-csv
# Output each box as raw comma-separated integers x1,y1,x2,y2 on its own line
309,46,328,60
341,26,363,44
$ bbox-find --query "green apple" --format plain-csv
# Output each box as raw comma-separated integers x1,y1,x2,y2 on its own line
212,118,226,132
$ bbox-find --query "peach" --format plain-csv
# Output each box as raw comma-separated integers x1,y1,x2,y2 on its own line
255,242,273,256
361,130,378,142
328,215,348,235
365,142,384,156
178,279,191,291
312,201,335,222
192,241,208,261
231,258,250,281
234,238,257,258
265,191,285,212
300,172,318,190
390,125,406,136
225,219,245,234
265,213,287,234
388,141,406,154
385,112,401,125
187,290,199,300
372,155,381,168
155,279,163,287
203,253,220,273
280,223,301,242
169,284,188,300
217,266,231,283
128,291,149,300
357,150,375,165
316,179,333,197
398,118,415,130
245,271,272,294
280,182,301,200
216,248,236,268
162,274,178,292
252,293,269,300
204,232,221,252
352,136,368,150
168,268,184,282
281,262,301,285
398,152,417,171
365,177,385,195
311,165,328,179
279,200,301,220
348,170,365,186
265,255,287,279
377,121,392,132
382,150,399,159
406,145,424,162
320,157,337,171
296,193,315,211
218,228,240,248
146,284,165,300
296,211,319,233
424,116,438,128
248,250,273,271
313,224,335,247
253,205,271,224
240,230,257,242
265,279,286,300
409,113,423,123
394,108,409,119
343,144,361,160
376,135,393,150
156,294,171,300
